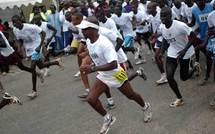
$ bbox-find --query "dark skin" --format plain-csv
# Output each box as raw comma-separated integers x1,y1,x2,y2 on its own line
80,28,118,74
160,8,196,60
188,0,206,27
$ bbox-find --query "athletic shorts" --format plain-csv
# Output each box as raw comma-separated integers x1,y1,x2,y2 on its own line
31,51,43,61
154,40,162,49
123,36,134,48
0,52,22,65
71,39,80,48
96,67,128,88
206,36,215,60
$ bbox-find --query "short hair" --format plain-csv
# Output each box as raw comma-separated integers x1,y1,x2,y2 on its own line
11,15,21,21
161,6,172,15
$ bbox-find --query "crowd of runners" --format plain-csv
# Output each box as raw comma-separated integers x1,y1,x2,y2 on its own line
0,0,215,133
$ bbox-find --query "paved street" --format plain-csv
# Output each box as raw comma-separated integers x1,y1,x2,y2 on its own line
0,52,215,134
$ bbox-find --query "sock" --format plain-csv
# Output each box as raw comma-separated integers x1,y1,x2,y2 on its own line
107,98,114,105
142,102,148,110
104,113,110,121
85,88,90,92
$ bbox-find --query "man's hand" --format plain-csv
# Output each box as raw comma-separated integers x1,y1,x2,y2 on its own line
177,49,187,59
80,65,93,74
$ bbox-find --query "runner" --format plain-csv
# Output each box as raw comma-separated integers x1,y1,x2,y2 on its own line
34,15,57,77
160,6,200,107
77,17,152,134
147,1,168,85
12,15,64,99
187,0,213,85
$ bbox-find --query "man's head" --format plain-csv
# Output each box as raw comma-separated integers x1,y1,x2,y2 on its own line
131,0,138,14
147,2,157,15
32,6,40,14
160,6,172,26
11,15,23,30
174,0,182,9
33,15,42,26
72,12,83,25
114,5,122,16
195,0,206,10
77,16,99,39
49,4,56,13
95,8,106,23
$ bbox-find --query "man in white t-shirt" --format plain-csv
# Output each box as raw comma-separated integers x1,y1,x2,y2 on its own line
12,15,64,99
34,15,57,76
160,7,200,107
77,18,152,134
147,1,168,85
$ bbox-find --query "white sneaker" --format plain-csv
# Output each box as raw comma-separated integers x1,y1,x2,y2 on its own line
135,59,146,65
136,67,147,80
142,102,152,123
44,68,50,77
74,71,80,78
194,62,201,76
169,99,184,108
156,74,168,84
36,71,45,83
100,115,116,134
27,92,38,99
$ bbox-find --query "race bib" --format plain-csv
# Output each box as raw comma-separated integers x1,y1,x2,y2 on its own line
199,13,209,23
113,67,128,83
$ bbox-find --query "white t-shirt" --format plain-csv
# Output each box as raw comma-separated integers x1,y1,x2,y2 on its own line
134,10,149,33
86,35,120,77
160,20,195,59
59,10,70,32
172,2,186,20
0,31,14,57
147,11,161,34
111,12,135,37
99,18,119,34
40,22,55,44
99,27,127,63
208,10,215,28
13,23,42,57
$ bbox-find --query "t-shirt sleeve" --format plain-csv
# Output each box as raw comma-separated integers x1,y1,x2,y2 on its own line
179,22,193,35
207,13,215,28
126,12,134,21
28,24,43,34
102,42,118,63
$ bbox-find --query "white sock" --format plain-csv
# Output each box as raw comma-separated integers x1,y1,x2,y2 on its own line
107,98,114,105
104,113,111,121
85,88,90,92
142,102,148,110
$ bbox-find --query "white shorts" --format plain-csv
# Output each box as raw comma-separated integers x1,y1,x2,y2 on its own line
96,74,127,88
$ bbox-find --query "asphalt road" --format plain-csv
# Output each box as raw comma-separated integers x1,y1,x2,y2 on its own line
0,51,215,134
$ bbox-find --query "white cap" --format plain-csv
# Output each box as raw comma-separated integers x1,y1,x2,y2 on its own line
76,20,99,30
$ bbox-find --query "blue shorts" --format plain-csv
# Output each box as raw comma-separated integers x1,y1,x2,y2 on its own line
206,37,215,60
123,36,134,48
31,51,43,61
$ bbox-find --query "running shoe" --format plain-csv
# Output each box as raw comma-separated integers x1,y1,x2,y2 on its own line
169,99,184,108
136,67,147,80
142,102,152,123
36,71,45,83
27,91,38,99
74,71,81,78
210,98,215,106
78,92,89,99
106,103,116,110
156,74,168,85
134,47,140,60
100,115,116,134
135,59,146,65
194,62,201,77
56,58,64,70
3,93,22,105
